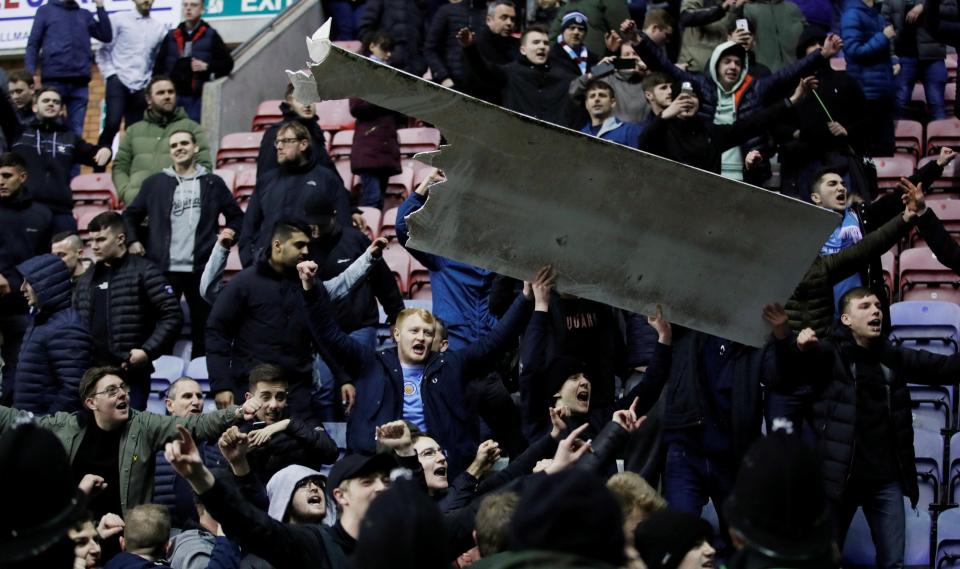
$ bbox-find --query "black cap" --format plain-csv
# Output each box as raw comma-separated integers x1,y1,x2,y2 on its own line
722,428,832,559
544,356,587,401
634,509,712,569
0,422,87,562
796,25,829,60
301,189,337,227
327,452,399,491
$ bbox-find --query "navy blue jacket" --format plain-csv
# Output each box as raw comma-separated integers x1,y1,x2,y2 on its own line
396,191,498,351
12,254,91,414
25,0,112,80
206,253,318,395
102,552,170,568
0,190,54,318
153,441,225,529
11,117,109,214
841,0,896,100
302,285,534,476
123,168,243,272
153,20,234,97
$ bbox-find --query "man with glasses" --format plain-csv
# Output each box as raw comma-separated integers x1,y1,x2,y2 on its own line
123,130,242,357
74,211,183,410
239,121,351,267
9,86,112,233
0,366,263,521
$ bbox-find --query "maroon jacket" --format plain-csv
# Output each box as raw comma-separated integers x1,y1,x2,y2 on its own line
348,98,402,175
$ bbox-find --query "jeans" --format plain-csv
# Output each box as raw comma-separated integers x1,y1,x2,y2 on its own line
313,326,377,421
45,80,89,137
359,172,389,210
896,57,948,120
98,75,147,148
166,271,209,357
663,443,737,540
178,95,202,123
832,480,905,569
323,0,366,40
0,314,28,405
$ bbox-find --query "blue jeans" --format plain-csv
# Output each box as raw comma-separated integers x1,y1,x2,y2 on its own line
98,75,146,147
359,172,389,210
178,95,202,123
833,480,906,569
663,444,737,534
45,80,89,137
896,57,948,120
323,0,366,40
313,326,377,420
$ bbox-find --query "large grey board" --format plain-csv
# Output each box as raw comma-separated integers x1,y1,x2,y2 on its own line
291,28,840,347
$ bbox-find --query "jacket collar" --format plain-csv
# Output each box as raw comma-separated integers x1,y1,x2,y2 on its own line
594,116,624,138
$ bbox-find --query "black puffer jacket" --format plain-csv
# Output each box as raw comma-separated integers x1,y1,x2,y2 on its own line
0,190,53,317
882,0,946,60
776,329,960,506
358,0,428,76
73,253,183,362
423,0,486,85
256,102,335,186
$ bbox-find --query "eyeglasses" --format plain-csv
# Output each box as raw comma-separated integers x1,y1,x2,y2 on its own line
274,137,303,147
294,476,325,491
417,447,446,459
92,383,129,398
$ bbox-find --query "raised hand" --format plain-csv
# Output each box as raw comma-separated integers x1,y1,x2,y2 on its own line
647,304,672,345
376,420,413,454
938,146,957,167
549,406,569,440
468,440,502,478
900,178,926,218
821,33,843,58
217,426,250,465
457,27,476,47
239,396,263,421
796,328,819,351
218,228,236,248
96,513,125,540
297,260,319,291
78,474,107,496
612,397,646,433
619,19,639,44
762,303,791,340
526,265,556,307
366,237,388,259
165,425,215,492
790,76,819,104
545,423,592,473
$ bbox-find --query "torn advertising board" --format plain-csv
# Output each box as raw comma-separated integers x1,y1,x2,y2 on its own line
288,21,840,347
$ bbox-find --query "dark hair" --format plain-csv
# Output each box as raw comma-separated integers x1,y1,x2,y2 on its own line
146,75,175,95
79,366,124,399
643,8,674,30
641,72,672,92
8,69,33,85
277,121,309,141
284,83,296,100
838,286,877,315
168,129,196,144
248,363,287,391
584,79,615,98
271,219,311,243
87,211,125,235
809,165,846,196
33,85,62,103
361,30,394,54
0,153,27,172
521,24,549,43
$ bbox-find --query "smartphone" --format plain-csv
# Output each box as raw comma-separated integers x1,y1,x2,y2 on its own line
591,61,616,78
251,421,267,429
736,18,749,32
613,57,636,70
681,81,695,95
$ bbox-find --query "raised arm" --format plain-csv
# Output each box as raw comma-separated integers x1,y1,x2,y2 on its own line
395,171,442,270
88,2,113,43
459,28,509,88
200,241,230,304
321,239,385,301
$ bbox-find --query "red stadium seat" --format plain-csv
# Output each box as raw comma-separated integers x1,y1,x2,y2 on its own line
381,245,411,292
918,156,959,191
927,118,960,155
947,83,956,106
948,53,957,80
76,209,106,237
900,247,960,302
213,169,236,193
73,203,110,223
235,168,257,198
874,155,917,190
895,120,924,159
217,132,264,168
386,165,415,209
330,130,354,159
881,250,895,299
910,197,960,248
251,99,284,132
398,128,441,156
380,207,399,241
358,206,382,239
408,256,431,299
333,40,362,53
829,57,846,71
70,173,118,208
333,159,361,197
315,99,355,131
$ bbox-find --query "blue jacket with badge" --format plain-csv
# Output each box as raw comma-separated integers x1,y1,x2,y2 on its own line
302,284,533,476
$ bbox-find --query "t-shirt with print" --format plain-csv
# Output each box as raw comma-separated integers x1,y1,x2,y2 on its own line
401,364,427,432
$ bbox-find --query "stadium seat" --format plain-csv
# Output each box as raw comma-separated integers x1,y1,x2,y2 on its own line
899,247,960,303
380,207,399,241
949,53,958,80
172,339,193,363
332,40,362,53
76,209,105,237
70,173,118,208
217,132,264,169
315,99,355,131
398,127,441,156
914,428,945,510
912,199,960,248
909,386,952,432
224,248,243,283
927,118,960,155
895,120,924,159
875,155,917,190
948,83,957,107
882,251,896,299
358,206,382,239
890,300,960,355
381,245,412,292
152,355,185,382
149,378,171,396
213,168,237,193
72,203,111,223
330,130,354,159
186,356,209,380
408,256,431,299
334,159,358,194
147,394,167,415
936,507,960,568
251,99,283,131
386,164,415,208
235,168,257,198
950,432,960,504
829,56,846,71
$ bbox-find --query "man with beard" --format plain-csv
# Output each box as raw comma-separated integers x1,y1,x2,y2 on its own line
256,84,335,185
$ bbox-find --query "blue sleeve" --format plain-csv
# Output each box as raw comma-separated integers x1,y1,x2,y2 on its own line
89,6,113,43
395,191,441,270
841,11,889,61
49,320,92,414
452,293,533,373
206,536,242,569
25,8,46,74
632,35,704,90
300,286,372,376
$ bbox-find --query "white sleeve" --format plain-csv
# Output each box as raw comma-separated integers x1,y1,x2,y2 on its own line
200,243,230,304
322,250,374,301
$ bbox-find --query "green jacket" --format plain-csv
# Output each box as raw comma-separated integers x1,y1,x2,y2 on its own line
549,0,630,56
679,0,741,73
744,0,807,72
111,107,212,205
785,212,910,337
0,405,240,514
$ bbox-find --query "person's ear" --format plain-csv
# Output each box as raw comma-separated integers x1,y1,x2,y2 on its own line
472,529,478,546
333,486,348,509
245,391,253,401
392,326,401,341
165,399,175,414
119,537,127,552
841,313,852,326
84,396,97,412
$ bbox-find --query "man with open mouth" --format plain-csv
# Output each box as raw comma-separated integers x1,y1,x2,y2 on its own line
766,290,960,569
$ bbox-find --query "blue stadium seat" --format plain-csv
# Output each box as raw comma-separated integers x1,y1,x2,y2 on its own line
322,422,348,449
187,357,209,380
949,433,960,504
146,393,167,415
915,428,944,511
936,507,960,568
890,301,960,356
909,385,952,432
152,355,185,382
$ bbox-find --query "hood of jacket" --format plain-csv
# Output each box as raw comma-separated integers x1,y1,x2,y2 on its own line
17,253,73,315
145,105,190,127
593,116,625,139
266,464,325,521
709,41,749,95
162,163,208,181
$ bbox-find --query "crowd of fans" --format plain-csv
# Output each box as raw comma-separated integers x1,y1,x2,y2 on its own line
0,0,959,567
